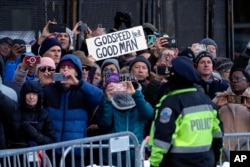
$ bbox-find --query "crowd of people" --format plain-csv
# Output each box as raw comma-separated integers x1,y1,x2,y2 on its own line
0,11,250,167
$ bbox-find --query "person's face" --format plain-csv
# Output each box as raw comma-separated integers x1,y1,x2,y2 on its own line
60,65,78,78
130,62,149,81
196,57,213,77
230,71,249,95
25,92,38,107
157,48,177,67
57,33,70,50
93,68,101,86
206,45,217,57
43,46,61,65
0,42,11,57
82,66,91,81
37,66,55,86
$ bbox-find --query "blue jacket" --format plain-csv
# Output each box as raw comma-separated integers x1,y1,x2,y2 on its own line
43,54,103,142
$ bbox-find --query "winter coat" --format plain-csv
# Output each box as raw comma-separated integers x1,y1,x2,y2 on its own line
213,87,250,151
9,81,56,148
43,54,103,142
0,91,18,149
98,90,154,143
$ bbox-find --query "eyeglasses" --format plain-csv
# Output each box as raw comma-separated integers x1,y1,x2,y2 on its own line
82,66,91,71
230,76,246,82
39,67,55,73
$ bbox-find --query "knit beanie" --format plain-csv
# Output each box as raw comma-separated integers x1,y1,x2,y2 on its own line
73,50,94,67
39,38,62,56
101,58,120,73
129,55,151,72
36,57,56,75
200,37,218,50
215,57,233,73
194,51,215,67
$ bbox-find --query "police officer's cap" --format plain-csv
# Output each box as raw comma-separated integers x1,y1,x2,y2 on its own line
171,56,201,83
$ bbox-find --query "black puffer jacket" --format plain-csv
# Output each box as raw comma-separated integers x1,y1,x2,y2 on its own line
0,91,18,149
9,81,56,148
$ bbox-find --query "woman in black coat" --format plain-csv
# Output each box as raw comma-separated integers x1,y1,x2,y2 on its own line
9,81,56,148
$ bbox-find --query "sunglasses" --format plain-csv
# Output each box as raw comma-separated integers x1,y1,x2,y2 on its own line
82,66,91,71
39,67,55,73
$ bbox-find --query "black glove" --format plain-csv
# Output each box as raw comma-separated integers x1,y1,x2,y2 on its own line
123,12,132,28
114,12,124,30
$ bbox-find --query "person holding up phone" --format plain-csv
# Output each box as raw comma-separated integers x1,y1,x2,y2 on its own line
97,70,153,166
43,54,103,166
31,20,74,58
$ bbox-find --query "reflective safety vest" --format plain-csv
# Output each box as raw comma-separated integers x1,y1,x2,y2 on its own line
149,87,222,166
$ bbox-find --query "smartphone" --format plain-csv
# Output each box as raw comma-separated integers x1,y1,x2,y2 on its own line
24,56,41,65
147,35,155,45
52,73,67,81
49,24,66,33
227,95,245,104
112,82,127,92
81,23,88,32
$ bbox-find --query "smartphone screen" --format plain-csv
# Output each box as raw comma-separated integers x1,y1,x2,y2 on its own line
52,73,67,81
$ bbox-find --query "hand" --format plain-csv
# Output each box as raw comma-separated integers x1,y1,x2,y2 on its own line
114,12,123,30
87,54,96,63
105,82,115,100
126,81,135,95
154,37,168,54
38,20,57,45
9,44,25,59
123,12,132,28
72,21,82,35
60,71,79,87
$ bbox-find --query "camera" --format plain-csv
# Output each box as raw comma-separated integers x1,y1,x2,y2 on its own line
52,73,67,81
119,73,140,89
157,66,170,75
227,95,245,104
162,38,177,48
24,56,41,65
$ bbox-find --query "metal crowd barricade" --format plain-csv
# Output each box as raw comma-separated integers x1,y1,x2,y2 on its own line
221,132,250,163
0,131,141,167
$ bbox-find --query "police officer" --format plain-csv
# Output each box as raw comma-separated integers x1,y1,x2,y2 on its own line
149,56,223,167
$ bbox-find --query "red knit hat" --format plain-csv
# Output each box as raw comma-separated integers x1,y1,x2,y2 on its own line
60,60,77,70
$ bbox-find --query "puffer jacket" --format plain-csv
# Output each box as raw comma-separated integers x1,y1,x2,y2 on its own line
43,54,103,142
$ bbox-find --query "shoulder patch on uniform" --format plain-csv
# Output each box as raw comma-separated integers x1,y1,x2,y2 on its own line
160,107,172,123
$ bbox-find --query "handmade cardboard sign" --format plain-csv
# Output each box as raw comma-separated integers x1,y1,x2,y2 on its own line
86,26,147,61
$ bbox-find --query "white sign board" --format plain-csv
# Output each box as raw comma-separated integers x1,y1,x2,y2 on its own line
86,26,148,61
